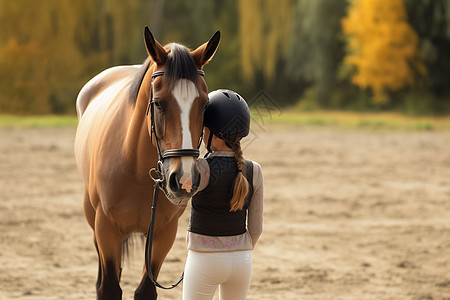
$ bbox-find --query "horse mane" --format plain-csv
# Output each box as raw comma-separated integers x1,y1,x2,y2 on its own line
129,43,199,104
129,57,151,103
164,43,200,90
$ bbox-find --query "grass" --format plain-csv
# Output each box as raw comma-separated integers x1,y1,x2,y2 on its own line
252,110,450,131
0,114,78,128
1,111,450,131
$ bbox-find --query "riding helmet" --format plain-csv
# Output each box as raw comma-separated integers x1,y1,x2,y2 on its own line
204,89,250,141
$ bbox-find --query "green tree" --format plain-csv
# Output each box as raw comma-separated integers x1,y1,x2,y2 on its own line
405,0,450,112
286,0,347,106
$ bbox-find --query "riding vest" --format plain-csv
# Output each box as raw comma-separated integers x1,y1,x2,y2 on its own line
189,156,254,236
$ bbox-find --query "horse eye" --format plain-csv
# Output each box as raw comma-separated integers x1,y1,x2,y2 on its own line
153,100,163,111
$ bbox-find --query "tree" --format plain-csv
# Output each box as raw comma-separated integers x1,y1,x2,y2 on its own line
0,1,58,114
405,0,450,98
238,0,294,82
342,0,425,103
0,0,152,114
286,0,347,106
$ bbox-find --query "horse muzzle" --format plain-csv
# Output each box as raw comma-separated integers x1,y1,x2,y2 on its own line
168,169,200,197
165,163,200,203
150,157,200,205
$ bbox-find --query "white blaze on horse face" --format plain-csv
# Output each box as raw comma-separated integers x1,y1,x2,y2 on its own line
171,79,199,193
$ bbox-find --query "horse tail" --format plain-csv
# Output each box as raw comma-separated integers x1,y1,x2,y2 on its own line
122,233,145,263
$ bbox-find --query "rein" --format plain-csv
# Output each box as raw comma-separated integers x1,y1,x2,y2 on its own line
144,69,204,289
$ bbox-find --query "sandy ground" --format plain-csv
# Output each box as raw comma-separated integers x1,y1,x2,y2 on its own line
1,125,450,300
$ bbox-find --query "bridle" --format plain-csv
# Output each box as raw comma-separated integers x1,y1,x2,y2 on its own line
146,69,205,193
145,69,205,289
146,69,205,162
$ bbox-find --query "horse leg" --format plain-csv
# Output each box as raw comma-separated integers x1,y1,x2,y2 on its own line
95,209,123,300
134,218,180,300
134,267,157,300
83,191,105,294
94,237,103,293
82,190,104,293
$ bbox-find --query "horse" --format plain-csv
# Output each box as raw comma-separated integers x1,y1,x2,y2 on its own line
74,26,220,299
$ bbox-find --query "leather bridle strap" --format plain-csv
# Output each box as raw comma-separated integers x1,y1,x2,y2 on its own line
145,179,183,289
162,149,200,159
145,69,204,290
147,69,205,161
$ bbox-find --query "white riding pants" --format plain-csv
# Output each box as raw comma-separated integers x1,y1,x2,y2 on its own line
182,250,252,300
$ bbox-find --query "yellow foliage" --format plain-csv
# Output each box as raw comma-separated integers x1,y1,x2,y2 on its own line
0,0,141,114
239,0,263,80
342,0,426,103
0,38,51,114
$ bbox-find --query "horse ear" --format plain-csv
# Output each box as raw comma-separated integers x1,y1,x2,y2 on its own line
144,26,168,65
191,30,221,69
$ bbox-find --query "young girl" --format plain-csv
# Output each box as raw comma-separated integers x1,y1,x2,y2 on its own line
183,89,264,300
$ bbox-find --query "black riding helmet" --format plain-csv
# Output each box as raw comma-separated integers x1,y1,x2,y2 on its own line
204,89,250,153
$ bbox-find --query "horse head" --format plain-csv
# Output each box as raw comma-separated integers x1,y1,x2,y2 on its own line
143,27,220,205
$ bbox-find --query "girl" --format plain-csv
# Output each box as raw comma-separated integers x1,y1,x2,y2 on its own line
183,89,264,300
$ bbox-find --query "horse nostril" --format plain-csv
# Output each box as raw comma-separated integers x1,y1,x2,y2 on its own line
169,172,180,192
193,173,201,190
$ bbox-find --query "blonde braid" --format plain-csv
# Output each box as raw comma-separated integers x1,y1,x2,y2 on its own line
229,140,249,211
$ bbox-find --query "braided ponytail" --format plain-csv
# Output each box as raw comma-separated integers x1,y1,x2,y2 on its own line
229,141,249,212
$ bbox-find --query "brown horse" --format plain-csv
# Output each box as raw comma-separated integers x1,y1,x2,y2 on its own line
74,27,220,299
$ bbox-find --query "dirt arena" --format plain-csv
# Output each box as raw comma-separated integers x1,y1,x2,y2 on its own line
1,124,450,300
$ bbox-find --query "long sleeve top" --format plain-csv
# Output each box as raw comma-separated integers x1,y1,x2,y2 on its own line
186,151,264,252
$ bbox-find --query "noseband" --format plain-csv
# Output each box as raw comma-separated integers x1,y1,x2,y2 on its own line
145,69,205,290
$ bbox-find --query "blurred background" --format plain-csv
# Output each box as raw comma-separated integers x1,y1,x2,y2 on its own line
0,0,449,116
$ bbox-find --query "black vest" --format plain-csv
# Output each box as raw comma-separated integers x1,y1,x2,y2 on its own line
189,156,254,236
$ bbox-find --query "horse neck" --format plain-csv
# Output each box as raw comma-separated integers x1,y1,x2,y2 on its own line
123,64,158,179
